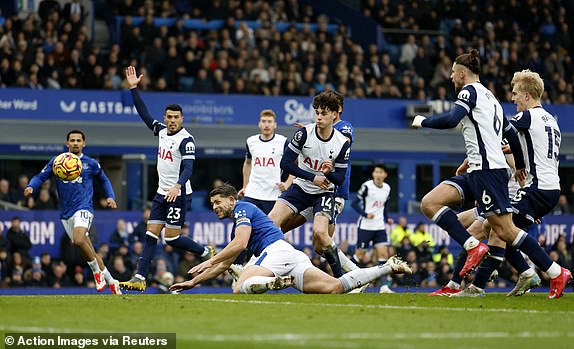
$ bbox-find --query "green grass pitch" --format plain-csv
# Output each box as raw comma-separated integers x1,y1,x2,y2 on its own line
1,293,573,349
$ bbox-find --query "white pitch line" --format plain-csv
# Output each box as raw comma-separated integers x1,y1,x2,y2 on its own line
190,297,574,315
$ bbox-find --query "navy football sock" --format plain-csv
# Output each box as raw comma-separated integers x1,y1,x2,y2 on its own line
165,235,205,255
323,244,343,278
472,246,505,289
505,246,530,274
451,250,467,285
434,208,472,246
136,233,159,279
513,232,553,271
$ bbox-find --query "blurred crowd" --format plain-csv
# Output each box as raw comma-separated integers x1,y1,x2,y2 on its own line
0,0,571,103
0,207,230,290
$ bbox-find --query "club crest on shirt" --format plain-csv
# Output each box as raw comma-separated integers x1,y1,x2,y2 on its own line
458,90,471,102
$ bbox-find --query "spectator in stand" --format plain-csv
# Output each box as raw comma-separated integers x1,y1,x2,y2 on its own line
552,194,573,215
40,252,53,278
0,178,15,203
110,255,131,281
109,218,130,250
62,0,85,24
48,261,72,288
31,188,58,210
0,228,9,253
390,216,412,247
71,265,86,287
552,235,573,270
0,247,10,284
6,216,32,263
410,222,435,253
25,265,48,287
131,207,151,244
13,174,30,207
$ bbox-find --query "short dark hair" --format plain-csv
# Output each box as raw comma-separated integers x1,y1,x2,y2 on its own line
373,163,387,173
312,90,340,113
454,49,481,75
209,183,238,200
165,104,183,113
67,129,85,141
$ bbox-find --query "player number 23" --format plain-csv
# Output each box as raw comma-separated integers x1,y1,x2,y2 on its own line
167,207,181,220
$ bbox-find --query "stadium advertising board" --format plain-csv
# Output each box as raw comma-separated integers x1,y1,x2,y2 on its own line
0,210,571,259
1,89,573,131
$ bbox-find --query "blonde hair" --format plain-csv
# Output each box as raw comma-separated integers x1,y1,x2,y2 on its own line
511,69,544,99
260,109,276,121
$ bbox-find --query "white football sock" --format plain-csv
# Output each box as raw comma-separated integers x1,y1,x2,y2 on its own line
339,250,359,272
339,264,391,293
87,259,99,274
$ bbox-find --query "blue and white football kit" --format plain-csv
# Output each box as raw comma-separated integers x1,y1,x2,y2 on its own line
28,154,115,239
352,180,391,249
233,201,313,291
279,123,349,220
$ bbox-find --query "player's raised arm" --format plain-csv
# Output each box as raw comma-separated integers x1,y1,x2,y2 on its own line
125,66,158,131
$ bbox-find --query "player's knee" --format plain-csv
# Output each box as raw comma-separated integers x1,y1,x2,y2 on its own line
329,281,344,294
420,194,436,217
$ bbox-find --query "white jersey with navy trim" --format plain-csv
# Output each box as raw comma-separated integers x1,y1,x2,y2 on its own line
511,107,560,190
289,123,349,194
455,82,508,172
356,180,391,231
154,125,195,196
244,134,287,201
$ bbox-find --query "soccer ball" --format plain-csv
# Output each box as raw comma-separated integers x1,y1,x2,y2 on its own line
52,152,82,181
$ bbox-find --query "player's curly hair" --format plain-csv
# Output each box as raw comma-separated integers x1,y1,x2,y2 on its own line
209,183,238,199
312,90,341,113
455,49,481,75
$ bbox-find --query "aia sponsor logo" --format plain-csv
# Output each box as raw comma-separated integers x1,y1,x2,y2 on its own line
253,157,276,167
158,147,173,161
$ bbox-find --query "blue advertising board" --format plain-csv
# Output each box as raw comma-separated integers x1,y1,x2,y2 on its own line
1,89,573,131
1,210,571,260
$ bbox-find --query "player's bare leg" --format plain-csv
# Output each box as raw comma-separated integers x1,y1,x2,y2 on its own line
236,265,279,294
269,201,296,228
72,227,108,292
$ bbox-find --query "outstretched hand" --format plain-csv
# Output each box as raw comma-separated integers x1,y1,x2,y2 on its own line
169,280,194,292
188,259,213,275
125,66,143,89
24,187,33,196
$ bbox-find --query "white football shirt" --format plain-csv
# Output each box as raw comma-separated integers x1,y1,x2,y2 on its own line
289,123,349,194
456,82,509,172
356,180,391,230
154,125,195,196
244,134,287,201
511,107,560,190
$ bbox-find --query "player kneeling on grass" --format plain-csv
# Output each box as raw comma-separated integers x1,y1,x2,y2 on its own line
170,184,412,294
